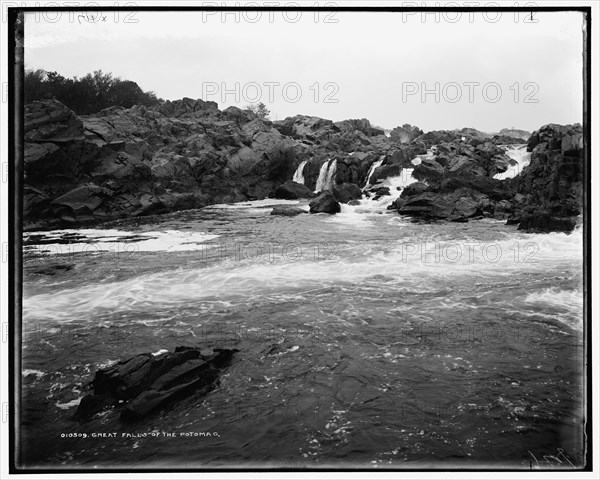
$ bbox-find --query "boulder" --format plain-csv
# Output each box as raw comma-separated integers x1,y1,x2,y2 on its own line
309,191,341,214
75,347,238,422
516,214,576,233
397,188,489,221
270,206,307,216
51,184,107,216
334,118,384,137
400,182,429,198
24,99,84,142
515,124,583,220
412,158,445,182
23,186,50,219
133,194,167,217
497,128,530,141
332,183,362,203
274,180,314,200
275,115,340,142
24,142,60,170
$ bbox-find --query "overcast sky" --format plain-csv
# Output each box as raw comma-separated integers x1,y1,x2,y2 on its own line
24,9,584,132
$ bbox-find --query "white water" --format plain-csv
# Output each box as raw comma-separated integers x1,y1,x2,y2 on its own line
22,226,583,330
293,160,308,185
494,145,531,180
412,148,436,166
315,159,338,192
207,198,305,210
315,160,330,192
363,158,384,190
336,168,420,216
23,229,219,256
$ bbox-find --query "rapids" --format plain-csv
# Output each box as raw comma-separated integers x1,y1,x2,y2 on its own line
20,198,584,468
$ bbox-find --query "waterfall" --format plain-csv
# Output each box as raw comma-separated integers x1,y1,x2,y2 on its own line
292,160,308,185
315,159,337,192
493,145,532,180
349,167,419,214
363,158,384,190
315,161,330,192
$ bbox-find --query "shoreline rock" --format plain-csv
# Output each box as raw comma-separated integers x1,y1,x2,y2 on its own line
74,347,238,422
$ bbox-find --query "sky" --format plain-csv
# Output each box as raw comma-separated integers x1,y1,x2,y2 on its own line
24,8,585,133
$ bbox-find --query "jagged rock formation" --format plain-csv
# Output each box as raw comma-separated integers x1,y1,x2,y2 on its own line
23,100,409,229
23,98,580,232
508,123,583,231
273,180,314,200
74,347,237,422
393,124,583,232
390,124,423,144
309,191,341,214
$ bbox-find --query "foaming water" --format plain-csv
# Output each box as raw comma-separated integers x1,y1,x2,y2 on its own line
293,160,308,185
494,145,531,180
24,228,219,256
363,158,384,190
354,168,418,214
315,159,337,192
206,198,305,210
21,198,585,468
23,223,583,331
523,288,583,331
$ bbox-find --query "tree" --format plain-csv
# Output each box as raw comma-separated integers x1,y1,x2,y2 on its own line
24,69,48,102
107,80,145,108
246,102,270,120
24,68,162,114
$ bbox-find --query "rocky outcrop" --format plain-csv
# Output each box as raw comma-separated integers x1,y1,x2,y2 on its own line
332,183,362,203
25,100,84,142
497,128,530,141
23,99,310,229
392,139,517,222
390,124,423,144
508,123,583,232
394,123,583,230
309,191,341,214
400,181,428,198
274,180,314,200
396,188,492,222
75,347,237,422
334,118,385,137
22,99,580,233
516,214,576,233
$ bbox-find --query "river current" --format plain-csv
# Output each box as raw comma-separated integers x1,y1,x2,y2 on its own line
20,157,585,469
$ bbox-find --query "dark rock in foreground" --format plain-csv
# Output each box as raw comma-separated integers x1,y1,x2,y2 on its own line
274,180,314,200
270,205,307,216
74,347,237,422
309,191,341,214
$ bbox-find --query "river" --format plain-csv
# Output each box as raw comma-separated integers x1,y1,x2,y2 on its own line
20,171,584,469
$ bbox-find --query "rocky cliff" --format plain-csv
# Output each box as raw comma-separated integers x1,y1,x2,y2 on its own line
23,99,421,229
22,98,581,233
392,123,583,231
